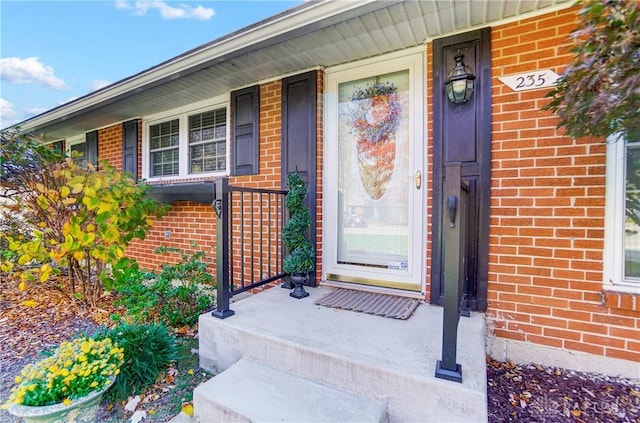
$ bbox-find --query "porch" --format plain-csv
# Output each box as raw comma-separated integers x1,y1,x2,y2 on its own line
195,285,487,422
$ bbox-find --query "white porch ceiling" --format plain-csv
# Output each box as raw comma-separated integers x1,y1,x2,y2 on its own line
18,0,572,140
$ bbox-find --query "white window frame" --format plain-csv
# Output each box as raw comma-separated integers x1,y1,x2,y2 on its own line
603,134,640,293
142,96,229,181
66,135,86,160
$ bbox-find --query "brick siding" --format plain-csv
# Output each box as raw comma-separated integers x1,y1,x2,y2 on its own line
486,7,640,362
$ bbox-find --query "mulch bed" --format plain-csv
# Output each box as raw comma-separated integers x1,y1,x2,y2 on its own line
487,357,640,422
0,275,108,422
1,274,639,422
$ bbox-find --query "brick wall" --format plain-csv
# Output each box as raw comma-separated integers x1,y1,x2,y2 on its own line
97,120,214,271
227,81,284,289
487,7,640,362
315,70,324,285
126,202,216,272
98,124,122,170
425,44,434,299
231,81,283,189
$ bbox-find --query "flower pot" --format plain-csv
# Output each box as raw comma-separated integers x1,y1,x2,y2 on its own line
7,378,114,423
289,273,310,299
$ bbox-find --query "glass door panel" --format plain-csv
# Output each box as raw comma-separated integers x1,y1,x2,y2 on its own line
324,50,425,292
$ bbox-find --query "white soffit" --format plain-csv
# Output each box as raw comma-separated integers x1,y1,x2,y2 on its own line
18,0,573,139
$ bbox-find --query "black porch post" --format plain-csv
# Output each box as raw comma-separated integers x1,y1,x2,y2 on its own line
436,163,464,382
212,177,235,319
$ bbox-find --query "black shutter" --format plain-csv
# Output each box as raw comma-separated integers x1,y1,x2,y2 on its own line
281,71,317,286
231,85,259,176
122,120,138,181
85,131,98,166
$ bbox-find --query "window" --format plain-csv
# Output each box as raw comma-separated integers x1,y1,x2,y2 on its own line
52,140,64,154
150,119,179,177
66,135,86,164
604,134,640,293
70,142,87,164
189,109,226,174
145,103,228,180
66,131,98,167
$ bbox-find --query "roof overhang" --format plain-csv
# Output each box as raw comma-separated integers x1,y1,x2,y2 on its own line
14,0,573,140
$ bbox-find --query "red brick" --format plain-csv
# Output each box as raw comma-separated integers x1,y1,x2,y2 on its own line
543,327,581,341
563,341,604,356
606,348,640,362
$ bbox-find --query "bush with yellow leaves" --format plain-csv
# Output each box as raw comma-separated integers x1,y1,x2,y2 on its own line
0,131,166,307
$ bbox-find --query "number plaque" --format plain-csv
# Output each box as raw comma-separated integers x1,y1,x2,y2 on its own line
498,70,560,92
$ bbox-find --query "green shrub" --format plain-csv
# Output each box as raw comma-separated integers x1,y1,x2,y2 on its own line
0,130,167,306
282,172,315,274
93,323,176,402
113,246,215,328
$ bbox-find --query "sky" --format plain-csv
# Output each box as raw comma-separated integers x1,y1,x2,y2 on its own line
0,0,303,129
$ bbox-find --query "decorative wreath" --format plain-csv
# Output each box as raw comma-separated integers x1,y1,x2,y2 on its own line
348,81,402,145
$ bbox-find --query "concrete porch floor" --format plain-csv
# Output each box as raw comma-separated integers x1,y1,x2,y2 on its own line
197,285,488,422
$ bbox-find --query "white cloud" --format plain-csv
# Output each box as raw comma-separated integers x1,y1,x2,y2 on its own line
115,0,214,20
0,57,68,90
26,107,48,116
91,80,112,91
0,98,21,129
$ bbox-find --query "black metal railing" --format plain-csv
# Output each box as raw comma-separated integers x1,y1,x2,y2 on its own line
211,177,288,319
435,162,468,383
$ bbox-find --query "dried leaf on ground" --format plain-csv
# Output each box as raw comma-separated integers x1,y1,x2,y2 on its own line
487,356,640,422
130,410,146,423
125,395,142,412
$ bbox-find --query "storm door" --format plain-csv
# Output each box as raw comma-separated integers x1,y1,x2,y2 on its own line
324,49,425,292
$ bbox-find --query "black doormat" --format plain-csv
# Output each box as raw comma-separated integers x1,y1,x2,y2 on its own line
314,288,420,320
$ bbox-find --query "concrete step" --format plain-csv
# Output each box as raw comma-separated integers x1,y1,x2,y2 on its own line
193,357,388,423
198,286,487,422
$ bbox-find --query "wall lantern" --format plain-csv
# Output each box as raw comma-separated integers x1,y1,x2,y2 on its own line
444,53,475,104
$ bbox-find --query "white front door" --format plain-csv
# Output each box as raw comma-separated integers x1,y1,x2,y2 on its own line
324,49,426,293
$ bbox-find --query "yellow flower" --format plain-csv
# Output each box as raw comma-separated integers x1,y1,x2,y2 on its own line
62,398,72,406
5,336,123,407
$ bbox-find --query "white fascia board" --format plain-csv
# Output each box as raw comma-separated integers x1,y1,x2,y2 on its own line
20,0,376,133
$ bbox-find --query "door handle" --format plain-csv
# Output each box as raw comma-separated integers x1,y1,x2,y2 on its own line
415,170,422,190
448,195,457,227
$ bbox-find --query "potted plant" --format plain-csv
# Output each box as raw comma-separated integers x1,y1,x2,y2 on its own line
2,336,124,423
282,172,315,299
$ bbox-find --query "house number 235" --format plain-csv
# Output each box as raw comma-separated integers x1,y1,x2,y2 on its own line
498,70,560,92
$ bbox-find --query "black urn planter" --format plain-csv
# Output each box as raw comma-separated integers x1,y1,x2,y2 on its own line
289,273,310,299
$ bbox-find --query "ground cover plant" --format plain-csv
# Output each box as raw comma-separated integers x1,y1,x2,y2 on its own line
93,323,177,403
112,245,215,328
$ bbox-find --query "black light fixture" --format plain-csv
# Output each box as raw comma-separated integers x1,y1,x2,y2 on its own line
444,53,475,104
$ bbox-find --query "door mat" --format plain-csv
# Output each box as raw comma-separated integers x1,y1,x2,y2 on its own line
314,289,419,320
